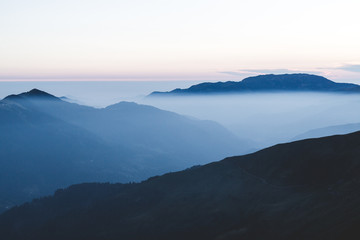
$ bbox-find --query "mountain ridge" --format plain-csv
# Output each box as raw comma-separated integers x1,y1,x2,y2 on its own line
292,122,360,141
3,88,59,101
0,89,252,213
2,131,360,239
149,74,360,96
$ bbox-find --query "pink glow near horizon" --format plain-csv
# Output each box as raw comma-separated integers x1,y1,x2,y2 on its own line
1,0,360,82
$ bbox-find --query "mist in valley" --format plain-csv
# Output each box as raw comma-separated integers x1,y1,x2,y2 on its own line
0,81,201,108
3,0,360,237
2,81,359,149
0,88,250,211
142,92,360,148
2,83,360,213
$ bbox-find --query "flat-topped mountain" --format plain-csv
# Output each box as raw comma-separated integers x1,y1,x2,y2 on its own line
149,74,360,96
2,131,360,239
0,89,251,213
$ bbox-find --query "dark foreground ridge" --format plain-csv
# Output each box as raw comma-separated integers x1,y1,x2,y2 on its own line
149,73,360,96
2,131,360,240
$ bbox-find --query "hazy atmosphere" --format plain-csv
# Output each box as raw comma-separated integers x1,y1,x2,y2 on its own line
1,1,360,239
144,92,360,147
2,81,360,148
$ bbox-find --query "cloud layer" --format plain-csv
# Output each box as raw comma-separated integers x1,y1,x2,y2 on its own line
330,64,360,73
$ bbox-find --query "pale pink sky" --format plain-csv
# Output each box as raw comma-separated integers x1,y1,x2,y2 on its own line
1,0,360,82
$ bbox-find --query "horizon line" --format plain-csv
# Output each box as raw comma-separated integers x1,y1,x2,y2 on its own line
0,72,322,82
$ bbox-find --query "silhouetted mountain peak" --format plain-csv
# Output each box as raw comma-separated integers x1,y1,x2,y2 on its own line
3,88,59,101
27,88,51,97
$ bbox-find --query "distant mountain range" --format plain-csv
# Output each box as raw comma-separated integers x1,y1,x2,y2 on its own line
292,122,360,141
2,130,360,239
149,74,360,96
0,89,251,212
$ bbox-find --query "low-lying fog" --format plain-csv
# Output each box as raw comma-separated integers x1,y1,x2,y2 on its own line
142,93,360,148
1,81,360,149
0,81,200,107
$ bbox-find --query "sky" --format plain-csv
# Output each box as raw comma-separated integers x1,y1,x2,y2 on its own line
1,0,360,82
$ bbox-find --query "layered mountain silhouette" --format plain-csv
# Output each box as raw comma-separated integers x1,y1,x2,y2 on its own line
2,131,360,239
0,89,251,212
292,122,360,141
149,73,360,96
